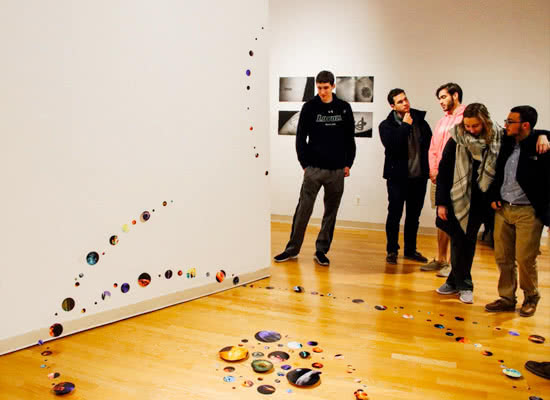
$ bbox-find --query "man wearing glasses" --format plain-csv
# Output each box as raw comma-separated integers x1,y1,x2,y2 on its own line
485,106,550,317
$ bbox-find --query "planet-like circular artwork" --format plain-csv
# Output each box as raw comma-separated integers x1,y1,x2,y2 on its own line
528,334,545,344
138,273,151,287
49,324,63,337
233,276,240,285
121,283,130,293
223,366,235,373
165,270,173,279
140,211,151,222
312,362,323,369
219,346,249,362
287,341,302,349
252,352,264,358
293,286,304,293
109,235,119,245
86,252,99,266
257,385,275,395
352,299,364,304
242,380,254,387
299,351,311,359
101,291,111,300
268,351,289,363
374,305,387,311
216,270,226,283
354,389,369,399
41,350,53,356
52,382,75,396
62,298,75,312
502,368,522,378
286,368,321,387
255,331,281,343
251,359,274,373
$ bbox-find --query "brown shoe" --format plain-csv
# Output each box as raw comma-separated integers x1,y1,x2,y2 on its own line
485,299,516,313
519,296,540,317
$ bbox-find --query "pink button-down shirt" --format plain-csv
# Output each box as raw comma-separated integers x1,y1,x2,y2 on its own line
429,104,466,175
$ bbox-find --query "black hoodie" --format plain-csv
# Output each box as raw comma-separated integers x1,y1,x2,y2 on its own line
295,94,356,170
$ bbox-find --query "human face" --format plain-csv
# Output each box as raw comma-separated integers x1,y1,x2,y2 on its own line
504,112,523,137
316,82,335,103
390,92,410,115
463,117,484,136
438,89,456,113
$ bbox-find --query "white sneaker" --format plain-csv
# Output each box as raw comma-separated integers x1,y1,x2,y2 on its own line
436,264,451,277
436,283,458,295
459,290,474,304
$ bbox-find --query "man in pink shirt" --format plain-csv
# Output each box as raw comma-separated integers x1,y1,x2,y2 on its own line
421,83,465,276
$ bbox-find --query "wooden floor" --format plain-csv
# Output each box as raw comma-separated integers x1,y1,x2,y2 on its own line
1,222,549,399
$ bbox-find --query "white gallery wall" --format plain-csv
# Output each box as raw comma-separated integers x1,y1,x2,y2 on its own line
269,0,550,230
0,0,269,354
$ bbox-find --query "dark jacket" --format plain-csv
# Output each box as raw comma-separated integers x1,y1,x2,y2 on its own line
379,108,432,180
488,129,550,226
296,94,356,170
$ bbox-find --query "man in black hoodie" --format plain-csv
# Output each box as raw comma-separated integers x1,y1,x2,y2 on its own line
274,70,356,266
379,89,432,264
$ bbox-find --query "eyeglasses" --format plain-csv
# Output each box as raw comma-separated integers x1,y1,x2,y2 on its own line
504,120,521,125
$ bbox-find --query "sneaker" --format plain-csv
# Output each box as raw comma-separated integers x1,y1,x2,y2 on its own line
436,283,458,295
404,251,428,263
459,290,474,304
525,361,550,380
436,264,452,278
421,259,446,271
386,252,398,265
485,299,516,313
519,296,540,317
314,251,330,266
273,251,297,263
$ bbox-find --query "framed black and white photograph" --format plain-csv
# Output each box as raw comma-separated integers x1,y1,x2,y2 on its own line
353,112,373,137
336,76,374,103
279,77,315,102
278,111,301,135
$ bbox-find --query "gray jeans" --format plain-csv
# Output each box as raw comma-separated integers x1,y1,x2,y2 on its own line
285,167,345,255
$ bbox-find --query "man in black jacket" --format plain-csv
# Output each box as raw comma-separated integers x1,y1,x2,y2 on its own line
274,70,356,266
485,105,550,317
379,89,432,264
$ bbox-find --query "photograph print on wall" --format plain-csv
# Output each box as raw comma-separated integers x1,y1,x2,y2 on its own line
278,111,301,135
336,76,374,103
353,112,373,137
279,77,315,102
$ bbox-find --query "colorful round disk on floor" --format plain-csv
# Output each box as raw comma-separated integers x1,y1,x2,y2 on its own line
52,382,75,396
446,332,454,337
402,314,413,319
502,368,522,378
293,286,304,293
509,330,520,336
529,396,543,400
223,376,235,382
41,350,52,356
251,359,274,373
224,366,235,373
455,316,464,321
287,341,302,349
352,299,364,304
482,350,493,356
252,352,264,357
311,362,323,369
257,385,275,394
281,364,292,370
49,324,63,337
354,389,369,400
48,372,60,379
242,380,254,387
434,324,445,329
307,341,318,346
528,335,545,344
374,305,387,310
312,347,323,353
268,351,289,362
255,331,281,343
286,368,321,387
219,346,249,362
299,351,311,359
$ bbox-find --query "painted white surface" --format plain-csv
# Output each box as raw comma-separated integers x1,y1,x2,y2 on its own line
0,0,270,343
269,0,550,230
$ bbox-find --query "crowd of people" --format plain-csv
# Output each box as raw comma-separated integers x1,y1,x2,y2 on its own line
272,70,550,380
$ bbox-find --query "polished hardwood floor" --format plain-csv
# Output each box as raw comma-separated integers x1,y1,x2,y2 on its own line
1,222,549,399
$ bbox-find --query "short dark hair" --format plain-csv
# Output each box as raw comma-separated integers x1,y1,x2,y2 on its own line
316,70,335,85
510,105,538,130
436,82,463,103
387,88,405,105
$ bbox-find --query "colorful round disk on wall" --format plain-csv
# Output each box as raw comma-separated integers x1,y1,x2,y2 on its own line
138,273,151,287
109,235,119,245
255,331,281,343
140,211,151,222
49,324,63,337
251,359,274,373
528,335,545,344
286,368,321,387
122,224,130,233
61,298,75,312
86,252,99,266
257,385,275,395
216,270,226,283
219,346,249,362
52,382,75,395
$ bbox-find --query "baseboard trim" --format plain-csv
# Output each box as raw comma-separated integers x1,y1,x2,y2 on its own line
0,267,271,356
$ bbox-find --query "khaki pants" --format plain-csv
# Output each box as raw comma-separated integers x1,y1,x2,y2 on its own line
494,204,544,304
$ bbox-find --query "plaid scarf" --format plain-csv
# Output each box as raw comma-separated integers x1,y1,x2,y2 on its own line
450,123,503,233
